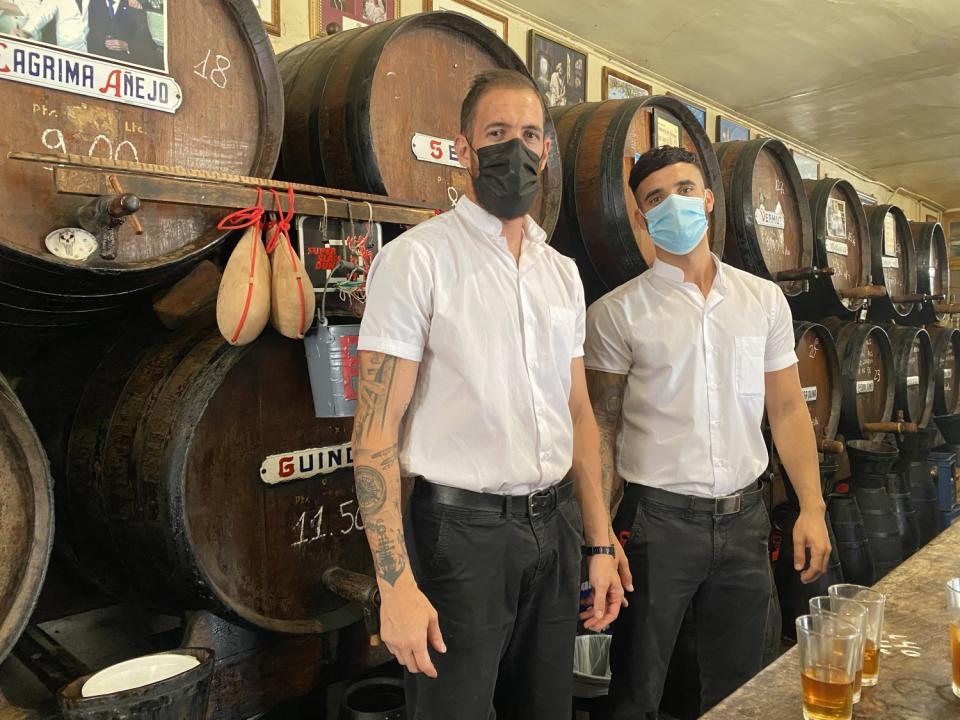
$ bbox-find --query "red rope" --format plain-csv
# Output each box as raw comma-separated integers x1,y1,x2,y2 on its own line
217,188,266,345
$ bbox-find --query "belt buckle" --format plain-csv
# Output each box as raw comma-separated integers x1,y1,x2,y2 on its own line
715,493,741,516
527,488,552,518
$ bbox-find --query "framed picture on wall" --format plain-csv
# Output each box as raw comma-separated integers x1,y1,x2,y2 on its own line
424,0,508,39
652,107,682,148
528,30,586,107
858,191,877,207
926,214,938,223
667,94,706,129
601,67,650,100
792,150,820,180
254,0,281,35
309,0,396,37
716,116,749,142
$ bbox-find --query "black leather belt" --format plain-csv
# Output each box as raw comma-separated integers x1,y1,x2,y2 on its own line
627,481,762,516
413,477,574,518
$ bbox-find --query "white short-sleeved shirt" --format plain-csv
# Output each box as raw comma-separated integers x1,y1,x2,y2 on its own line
584,256,797,498
358,196,585,495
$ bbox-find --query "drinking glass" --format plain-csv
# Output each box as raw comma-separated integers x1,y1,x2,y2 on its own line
947,577,960,699
828,584,885,686
796,613,859,720
809,595,868,703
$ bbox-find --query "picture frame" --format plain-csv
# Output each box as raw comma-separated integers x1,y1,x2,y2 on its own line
424,0,508,40
792,150,820,180
528,30,586,108
926,214,938,223
254,0,281,36
858,191,877,207
667,94,706,129
309,0,396,38
716,115,749,143
652,107,682,149
601,67,651,100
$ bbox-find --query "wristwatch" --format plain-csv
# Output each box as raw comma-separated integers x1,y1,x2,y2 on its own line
582,545,616,557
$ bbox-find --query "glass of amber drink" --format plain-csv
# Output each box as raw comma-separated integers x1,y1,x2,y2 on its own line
948,578,960,699
796,614,859,720
809,596,868,703
829,584,885,686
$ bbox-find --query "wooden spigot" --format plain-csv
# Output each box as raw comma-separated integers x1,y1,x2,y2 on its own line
775,266,834,283
838,285,887,300
819,439,845,455
322,567,382,646
108,175,144,235
862,411,918,435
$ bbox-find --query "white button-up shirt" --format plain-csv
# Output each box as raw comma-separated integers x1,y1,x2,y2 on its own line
358,196,585,495
22,0,89,52
584,256,797,498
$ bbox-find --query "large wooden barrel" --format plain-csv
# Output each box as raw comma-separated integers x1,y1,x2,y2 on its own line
713,138,814,304
928,325,960,416
884,325,935,428
909,222,950,325
821,320,895,441
549,96,726,299
0,0,283,328
0,373,54,664
802,178,873,320
57,326,371,634
865,205,918,322
793,322,841,449
277,12,561,236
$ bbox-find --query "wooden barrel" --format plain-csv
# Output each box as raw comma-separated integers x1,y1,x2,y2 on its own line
884,325,935,428
910,222,950,324
802,178,873,320
0,374,54,665
549,95,726,298
277,12,561,236
58,326,371,634
927,325,960,416
0,0,283,328
828,496,876,587
821,320,895,441
713,138,814,303
793,322,841,449
865,205,918,322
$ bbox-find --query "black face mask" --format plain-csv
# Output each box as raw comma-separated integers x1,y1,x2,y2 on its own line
468,138,542,220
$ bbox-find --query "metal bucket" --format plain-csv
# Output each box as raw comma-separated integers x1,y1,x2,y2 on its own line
305,322,361,417
339,677,405,720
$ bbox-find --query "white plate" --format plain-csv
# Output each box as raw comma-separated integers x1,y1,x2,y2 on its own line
81,653,200,698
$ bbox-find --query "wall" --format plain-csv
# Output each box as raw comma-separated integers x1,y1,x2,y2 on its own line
265,0,941,222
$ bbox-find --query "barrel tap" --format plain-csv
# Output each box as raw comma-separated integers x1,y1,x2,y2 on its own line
76,175,143,260
322,567,382,646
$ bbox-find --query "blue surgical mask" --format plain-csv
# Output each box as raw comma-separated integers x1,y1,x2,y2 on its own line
643,193,709,255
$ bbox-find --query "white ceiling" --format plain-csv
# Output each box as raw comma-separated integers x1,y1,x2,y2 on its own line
517,0,960,208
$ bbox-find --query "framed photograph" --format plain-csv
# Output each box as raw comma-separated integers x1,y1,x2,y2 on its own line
601,67,650,100
309,0,396,37
528,30,586,108
926,214,938,223
424,0,507,39
858,191,877,207
826,197,846,239
254,0,281,36
792,150,819,180
716,116,749,142
668,94,706,129
652,107,681,148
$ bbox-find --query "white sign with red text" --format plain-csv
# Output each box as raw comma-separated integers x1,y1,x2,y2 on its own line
260,442,354,486
411,132,461,168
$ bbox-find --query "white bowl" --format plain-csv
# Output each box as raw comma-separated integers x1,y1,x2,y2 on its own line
81,653,201,698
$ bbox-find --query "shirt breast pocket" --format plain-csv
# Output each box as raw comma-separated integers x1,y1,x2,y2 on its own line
548,305,576,364
735,336,766,396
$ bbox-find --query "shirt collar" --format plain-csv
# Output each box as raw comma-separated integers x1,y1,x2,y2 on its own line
650,253,726,293
454,195,547,245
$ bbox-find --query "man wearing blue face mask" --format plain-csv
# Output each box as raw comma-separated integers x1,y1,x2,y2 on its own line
584,146,831,718
353,69,627,719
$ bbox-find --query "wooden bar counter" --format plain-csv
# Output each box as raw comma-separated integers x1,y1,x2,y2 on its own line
703,523,960,720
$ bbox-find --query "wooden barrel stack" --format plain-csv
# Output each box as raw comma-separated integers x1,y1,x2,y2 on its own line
0,0,283,328
37,326,373,634
714,138,816,309
0,373,54,666
276,12,561,237
549,95,726,301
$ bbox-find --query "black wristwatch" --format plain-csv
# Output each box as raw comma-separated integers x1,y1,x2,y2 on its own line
582,545,616,557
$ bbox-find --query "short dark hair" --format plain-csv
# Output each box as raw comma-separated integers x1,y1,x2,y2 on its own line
460,69,544,138
628,146,702,193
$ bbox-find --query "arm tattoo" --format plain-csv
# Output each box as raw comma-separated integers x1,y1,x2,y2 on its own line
371,443,399,470
355,465,387,516
353,353,399,442
587,371,628,507
368,520,407,586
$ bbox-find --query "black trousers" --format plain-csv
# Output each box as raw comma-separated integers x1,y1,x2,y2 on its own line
606,483,774,719
402,481,583,720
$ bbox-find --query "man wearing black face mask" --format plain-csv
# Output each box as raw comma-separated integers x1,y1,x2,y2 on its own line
352,69,629,719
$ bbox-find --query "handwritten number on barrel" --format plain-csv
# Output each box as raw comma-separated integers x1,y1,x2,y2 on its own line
194,49,231,89
340,500,363,534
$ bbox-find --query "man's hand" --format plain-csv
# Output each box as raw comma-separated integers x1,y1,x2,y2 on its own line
613,536,633,595
11,28,28,38
793,507,831,584
579,554,625,631
105,38,129,52
380,578,446,678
